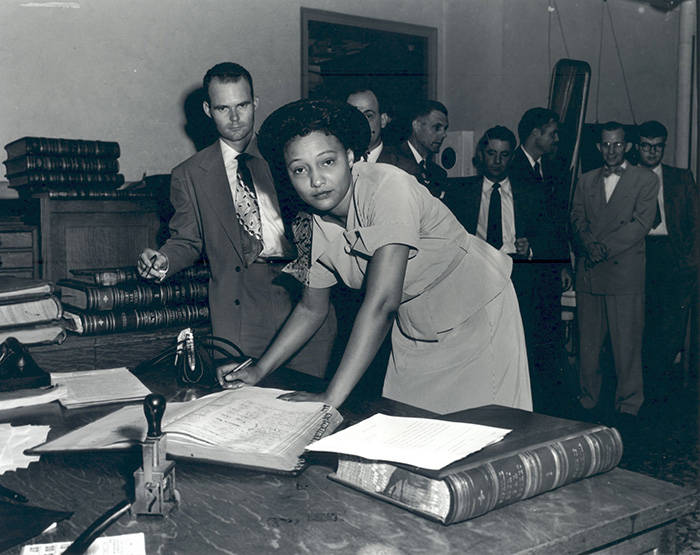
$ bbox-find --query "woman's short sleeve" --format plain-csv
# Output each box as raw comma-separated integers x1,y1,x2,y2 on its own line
346,170,422,257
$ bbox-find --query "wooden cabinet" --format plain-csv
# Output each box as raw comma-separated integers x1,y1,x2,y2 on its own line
32,194,162,281
0,222,39,278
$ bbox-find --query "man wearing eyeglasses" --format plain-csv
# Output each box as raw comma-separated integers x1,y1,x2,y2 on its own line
636,120,699,417
570,121,659,436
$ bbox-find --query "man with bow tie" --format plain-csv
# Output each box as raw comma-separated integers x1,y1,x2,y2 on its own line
137,62,336,377
570,121,659,430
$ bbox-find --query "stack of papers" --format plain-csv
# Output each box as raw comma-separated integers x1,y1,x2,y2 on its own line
0,386,66,412
306,413,511,470
0,424,51,474
20,532,146,555
50,367,151,409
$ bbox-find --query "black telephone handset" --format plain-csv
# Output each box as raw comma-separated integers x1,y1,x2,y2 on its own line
0,337,50,392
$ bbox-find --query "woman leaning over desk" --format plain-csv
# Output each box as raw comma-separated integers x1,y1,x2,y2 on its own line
217,99,532,415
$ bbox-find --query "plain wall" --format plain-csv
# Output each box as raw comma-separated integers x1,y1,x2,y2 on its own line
0,0,682,182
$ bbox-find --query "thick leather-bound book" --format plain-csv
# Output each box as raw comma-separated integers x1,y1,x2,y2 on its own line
8,171,125,188
69,264,210,286
0,322,66,346
0,296,62,329
31,386,343,474
0,277,54,302
57,279,208,311
329,405,623,524
63,304,209,335
4,136,120,160
4,155,120,177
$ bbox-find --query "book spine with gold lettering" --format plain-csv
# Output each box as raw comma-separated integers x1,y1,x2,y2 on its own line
63,305,210,335
331,425,623,524
57,279,208,311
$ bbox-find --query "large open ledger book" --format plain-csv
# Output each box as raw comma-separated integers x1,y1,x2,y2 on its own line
31,386,343,474
323,405,623,524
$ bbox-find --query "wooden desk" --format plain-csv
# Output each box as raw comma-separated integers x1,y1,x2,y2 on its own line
1,370,695,554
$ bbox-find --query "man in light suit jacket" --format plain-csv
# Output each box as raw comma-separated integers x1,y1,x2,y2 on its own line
138,62,336,377
571,121,659,425
379,99,449,198
636,120,700,413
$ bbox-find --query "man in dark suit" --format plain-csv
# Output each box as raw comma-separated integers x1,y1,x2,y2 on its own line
137,62,336,376
571,121,658,426
507,108,573,413
380,99,449,198
345,86,390,163
444,124,562,412
636,120,700,414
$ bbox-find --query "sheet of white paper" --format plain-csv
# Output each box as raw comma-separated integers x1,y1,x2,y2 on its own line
0,423,51,474
50,367,151,408
20,532,146,555
0,385,66,411
306,413,511,470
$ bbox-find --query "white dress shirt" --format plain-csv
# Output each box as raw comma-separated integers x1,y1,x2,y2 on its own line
476,176,517,254
407,140,424,165
603,161,627,203
366,142,384,163
220,139,291,258
648,164,668,236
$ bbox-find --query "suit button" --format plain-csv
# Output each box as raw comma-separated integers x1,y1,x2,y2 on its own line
235,266,241,272
234,299,240,305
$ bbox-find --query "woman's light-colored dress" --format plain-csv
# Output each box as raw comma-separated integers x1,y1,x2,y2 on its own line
307,162,532,414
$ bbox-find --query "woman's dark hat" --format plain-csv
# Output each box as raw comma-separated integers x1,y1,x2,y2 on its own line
257,98,371,167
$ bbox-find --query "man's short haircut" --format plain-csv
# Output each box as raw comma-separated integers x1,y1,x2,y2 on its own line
517,107,559,144
598,121,626,142
477,126,517,153
637,120,668,141
344,83,384,113
409,99,448,123
203,62,254,101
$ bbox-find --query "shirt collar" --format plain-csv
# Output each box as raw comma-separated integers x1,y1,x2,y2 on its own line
407,140,424,164
366,141,383,163
482,175,511,192
219,138,242,167
520,145,540,169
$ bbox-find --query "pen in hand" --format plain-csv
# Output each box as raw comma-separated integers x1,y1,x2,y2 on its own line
219,357,254,387
0,483,28,503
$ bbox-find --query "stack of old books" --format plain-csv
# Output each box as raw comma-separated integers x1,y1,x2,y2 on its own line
0,278,66,346
3,136,125,197
58,264,210,335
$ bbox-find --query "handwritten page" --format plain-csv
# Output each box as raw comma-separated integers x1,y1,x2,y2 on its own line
50,367,151,409
166,387,326,453
0,424,50,474
306,413,511,470
20,532,146,555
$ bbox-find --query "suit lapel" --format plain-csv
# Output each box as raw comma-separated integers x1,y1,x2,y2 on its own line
195,142,244,256
598,168,633,233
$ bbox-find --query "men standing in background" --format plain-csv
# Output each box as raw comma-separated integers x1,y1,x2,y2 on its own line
380,99,449,198
636,120,699,415
345,86,390,163
571,121,658,433
137,62,336,376
443,125,537,261
508,107,572,414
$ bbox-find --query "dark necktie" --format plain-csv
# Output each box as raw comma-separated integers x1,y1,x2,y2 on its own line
652,200,662,229
486,182,503,250
418,159,443,198
533,161,543,182
233,153,263,264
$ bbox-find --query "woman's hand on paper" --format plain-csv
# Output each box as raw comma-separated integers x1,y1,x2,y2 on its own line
277,390,334,406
